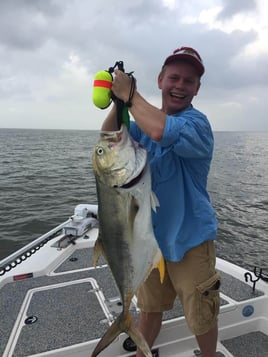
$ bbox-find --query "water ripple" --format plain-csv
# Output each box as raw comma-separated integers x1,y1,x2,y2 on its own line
0,129,267,273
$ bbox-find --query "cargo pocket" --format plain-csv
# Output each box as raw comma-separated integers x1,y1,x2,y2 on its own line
196,272,221,330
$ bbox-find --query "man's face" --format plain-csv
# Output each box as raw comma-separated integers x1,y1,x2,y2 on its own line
158,61,201,115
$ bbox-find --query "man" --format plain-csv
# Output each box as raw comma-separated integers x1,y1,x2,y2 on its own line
102,47,220,357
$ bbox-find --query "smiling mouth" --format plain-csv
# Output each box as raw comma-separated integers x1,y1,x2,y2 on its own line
170,92,186,99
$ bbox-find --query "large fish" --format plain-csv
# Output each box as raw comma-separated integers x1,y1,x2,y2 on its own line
91,124,164,357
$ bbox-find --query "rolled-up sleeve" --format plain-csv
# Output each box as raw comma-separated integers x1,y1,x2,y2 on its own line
160,108,214,159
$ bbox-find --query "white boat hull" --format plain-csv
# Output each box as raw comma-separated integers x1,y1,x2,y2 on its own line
1,204,267,357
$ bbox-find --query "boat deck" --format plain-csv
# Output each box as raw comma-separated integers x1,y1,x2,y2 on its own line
1,243,268,356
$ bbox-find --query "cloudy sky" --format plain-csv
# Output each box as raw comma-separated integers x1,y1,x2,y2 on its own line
0,0,267,131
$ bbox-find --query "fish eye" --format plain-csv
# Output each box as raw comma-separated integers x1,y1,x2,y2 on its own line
96,147,104,156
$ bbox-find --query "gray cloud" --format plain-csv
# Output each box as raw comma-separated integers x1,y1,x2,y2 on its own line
217,0,257,20
0,0,62,50
0,0,267,131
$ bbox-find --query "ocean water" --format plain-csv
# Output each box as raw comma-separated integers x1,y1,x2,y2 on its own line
0,129,267,273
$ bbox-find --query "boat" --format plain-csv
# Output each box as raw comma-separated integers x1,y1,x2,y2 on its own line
0,204,267,357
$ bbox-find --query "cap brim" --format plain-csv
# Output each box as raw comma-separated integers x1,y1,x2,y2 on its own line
164,54,205,76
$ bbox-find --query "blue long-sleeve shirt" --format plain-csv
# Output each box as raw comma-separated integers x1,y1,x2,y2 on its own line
129,105,218,262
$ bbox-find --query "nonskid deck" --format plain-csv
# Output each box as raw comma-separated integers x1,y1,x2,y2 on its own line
1,245,267,356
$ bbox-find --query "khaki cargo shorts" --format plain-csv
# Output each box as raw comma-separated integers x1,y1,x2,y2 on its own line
137,240,221,336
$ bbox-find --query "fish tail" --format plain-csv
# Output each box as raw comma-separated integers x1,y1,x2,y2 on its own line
91,312,152,357
127,320,152,357
91,316,122,356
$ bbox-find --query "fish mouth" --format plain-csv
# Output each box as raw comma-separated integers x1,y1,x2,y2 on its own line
100,125,127,144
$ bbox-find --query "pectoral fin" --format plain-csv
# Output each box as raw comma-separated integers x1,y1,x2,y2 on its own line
150,191,160,212
93,237,105,267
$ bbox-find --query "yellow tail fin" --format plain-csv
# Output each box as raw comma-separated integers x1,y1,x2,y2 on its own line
157,255,165,283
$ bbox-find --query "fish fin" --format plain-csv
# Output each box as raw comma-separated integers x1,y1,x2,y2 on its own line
126,314,153,357
91,316,122,356
91,312,152,357
150,191,160,212
93,238,104,268
157,255,165,284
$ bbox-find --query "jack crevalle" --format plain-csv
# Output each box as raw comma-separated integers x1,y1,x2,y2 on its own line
91,124,164,357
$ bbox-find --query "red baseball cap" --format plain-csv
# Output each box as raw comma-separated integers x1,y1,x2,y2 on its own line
163,46,205,77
